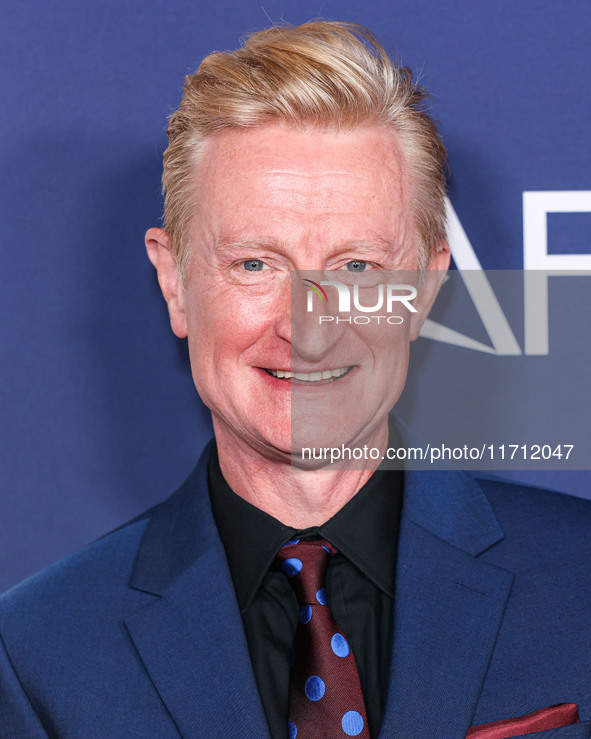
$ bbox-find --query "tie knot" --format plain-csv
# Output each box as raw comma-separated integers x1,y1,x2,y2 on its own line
276,538,337,605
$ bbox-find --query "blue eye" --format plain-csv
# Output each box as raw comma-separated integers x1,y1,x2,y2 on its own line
346,261,367,272
243,259,265,271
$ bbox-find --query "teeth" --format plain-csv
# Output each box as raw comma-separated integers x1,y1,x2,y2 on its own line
267,367,350,381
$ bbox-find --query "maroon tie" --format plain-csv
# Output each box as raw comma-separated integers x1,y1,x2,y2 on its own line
276,538,370,739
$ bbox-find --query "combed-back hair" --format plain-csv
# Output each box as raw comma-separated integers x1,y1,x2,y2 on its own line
162,21,448,278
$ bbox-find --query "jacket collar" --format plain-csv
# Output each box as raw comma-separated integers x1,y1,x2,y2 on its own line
129,441,220,596
402,466,505,556
130,420,506,597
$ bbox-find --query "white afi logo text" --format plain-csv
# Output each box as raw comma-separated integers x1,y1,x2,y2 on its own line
433,192,591,355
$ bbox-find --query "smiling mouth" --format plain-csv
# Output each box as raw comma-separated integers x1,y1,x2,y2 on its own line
264,367,353,382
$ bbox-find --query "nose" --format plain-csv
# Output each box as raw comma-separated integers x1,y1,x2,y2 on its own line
274,273,347,363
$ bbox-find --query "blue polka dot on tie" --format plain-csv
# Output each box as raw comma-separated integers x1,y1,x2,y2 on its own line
305,676,325,701
287,720,297,738
299,605,312,624
322,545,331,554
331,633,350,658
284,538,300,547
282,557,303,577
342,711,364,736
315,588,327,605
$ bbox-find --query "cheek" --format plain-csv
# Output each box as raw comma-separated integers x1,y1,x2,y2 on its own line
185,285,280,361
353,319,411,361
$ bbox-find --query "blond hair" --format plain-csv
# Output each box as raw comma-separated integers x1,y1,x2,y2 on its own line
162,21,448,278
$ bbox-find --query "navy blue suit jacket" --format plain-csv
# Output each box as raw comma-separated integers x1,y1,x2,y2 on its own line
1,445,591,738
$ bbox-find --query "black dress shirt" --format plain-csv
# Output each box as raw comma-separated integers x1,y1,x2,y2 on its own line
208,448,403,739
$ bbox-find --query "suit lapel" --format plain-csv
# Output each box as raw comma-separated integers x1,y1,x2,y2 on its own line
124,446,271,739
379,469,515,739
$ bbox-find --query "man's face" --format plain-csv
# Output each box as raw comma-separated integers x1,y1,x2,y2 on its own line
156,124,447,462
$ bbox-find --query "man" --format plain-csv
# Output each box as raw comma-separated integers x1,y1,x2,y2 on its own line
1,21,590,739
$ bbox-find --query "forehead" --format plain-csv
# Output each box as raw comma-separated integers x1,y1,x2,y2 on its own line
191,123,412,243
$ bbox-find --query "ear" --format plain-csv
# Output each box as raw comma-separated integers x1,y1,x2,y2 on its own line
145,227,188,338
409,241,450,341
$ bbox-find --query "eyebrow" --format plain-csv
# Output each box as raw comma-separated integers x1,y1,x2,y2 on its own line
339,237,399,254
215,237,280,251
214,236,400,253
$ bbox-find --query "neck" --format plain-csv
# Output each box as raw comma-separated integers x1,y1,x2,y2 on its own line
213,420,389,528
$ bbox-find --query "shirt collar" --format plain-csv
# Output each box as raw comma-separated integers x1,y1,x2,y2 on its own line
208,445,403,614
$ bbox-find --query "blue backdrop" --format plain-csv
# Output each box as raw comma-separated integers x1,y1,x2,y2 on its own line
1,0,590,592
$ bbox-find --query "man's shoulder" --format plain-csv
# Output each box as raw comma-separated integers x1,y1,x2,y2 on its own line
0,467,198,632
0,510,152,632
475,474,591,567
477,473,591,527
0,507,163,719
0,447,215,627
0,449,233,733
